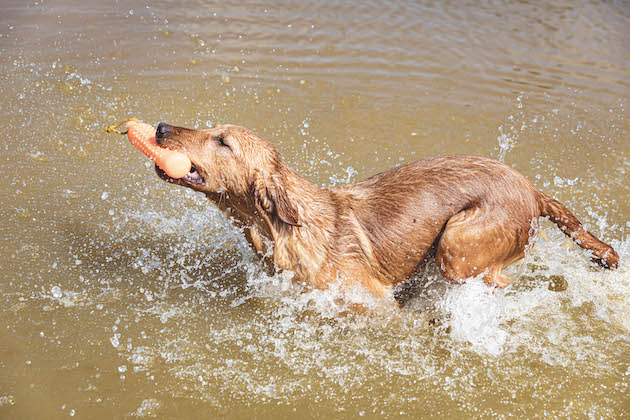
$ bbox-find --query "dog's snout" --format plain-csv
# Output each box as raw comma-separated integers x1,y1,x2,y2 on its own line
156,122,171,138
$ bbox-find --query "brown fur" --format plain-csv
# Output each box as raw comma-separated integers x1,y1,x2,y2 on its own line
154,123,619,304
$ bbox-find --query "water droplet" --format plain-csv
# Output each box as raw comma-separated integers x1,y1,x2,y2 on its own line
51,286,62,299
110,334,120,348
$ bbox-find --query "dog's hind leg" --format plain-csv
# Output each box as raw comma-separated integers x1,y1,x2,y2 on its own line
434,206,531,287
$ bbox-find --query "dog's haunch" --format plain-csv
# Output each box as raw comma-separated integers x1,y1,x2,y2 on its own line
126,120,192,179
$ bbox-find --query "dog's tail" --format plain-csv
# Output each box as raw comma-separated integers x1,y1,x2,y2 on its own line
538,192,619,269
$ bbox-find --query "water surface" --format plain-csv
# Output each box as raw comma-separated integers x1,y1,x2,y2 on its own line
1,0,629,418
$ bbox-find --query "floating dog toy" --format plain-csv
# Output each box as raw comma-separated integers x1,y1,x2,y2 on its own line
105,118,192,179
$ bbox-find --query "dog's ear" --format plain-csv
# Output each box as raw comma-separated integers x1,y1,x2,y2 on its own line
253,170,301,227
269,173,301,226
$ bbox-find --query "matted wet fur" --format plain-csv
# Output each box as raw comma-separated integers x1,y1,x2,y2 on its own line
153,122,619,305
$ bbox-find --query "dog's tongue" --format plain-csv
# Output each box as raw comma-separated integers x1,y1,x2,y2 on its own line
126,121,192,179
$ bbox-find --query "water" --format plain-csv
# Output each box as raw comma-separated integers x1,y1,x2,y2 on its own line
1,0,629,418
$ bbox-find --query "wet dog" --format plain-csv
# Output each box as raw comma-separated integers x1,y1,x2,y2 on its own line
154,122,619,305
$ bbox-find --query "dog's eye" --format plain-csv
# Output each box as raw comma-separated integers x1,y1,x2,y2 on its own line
215,135,230,148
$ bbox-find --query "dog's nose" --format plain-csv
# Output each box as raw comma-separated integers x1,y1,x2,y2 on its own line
156,122,170,138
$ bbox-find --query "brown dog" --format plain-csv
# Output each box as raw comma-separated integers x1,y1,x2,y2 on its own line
153,122,619,304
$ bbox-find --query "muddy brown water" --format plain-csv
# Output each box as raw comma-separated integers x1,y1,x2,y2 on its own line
1,0,629,418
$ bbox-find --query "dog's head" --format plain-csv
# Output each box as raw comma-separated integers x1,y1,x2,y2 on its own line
154,122,300,226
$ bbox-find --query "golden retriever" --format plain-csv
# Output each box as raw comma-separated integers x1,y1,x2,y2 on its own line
153,122,619,305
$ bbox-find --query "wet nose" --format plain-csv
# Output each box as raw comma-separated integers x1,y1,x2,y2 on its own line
156,122,170,138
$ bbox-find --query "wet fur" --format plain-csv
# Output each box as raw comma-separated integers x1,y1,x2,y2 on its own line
155,123,619,305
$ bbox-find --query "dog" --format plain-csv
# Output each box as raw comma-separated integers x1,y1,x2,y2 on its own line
153,122,619,305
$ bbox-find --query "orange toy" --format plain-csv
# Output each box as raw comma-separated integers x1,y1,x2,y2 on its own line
105,119,192,179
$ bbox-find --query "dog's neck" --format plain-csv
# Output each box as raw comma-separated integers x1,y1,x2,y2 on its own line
209,167,339,282
268,168,338,276
257,168,384,291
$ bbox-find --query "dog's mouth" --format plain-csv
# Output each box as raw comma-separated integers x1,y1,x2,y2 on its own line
156,164,205,186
